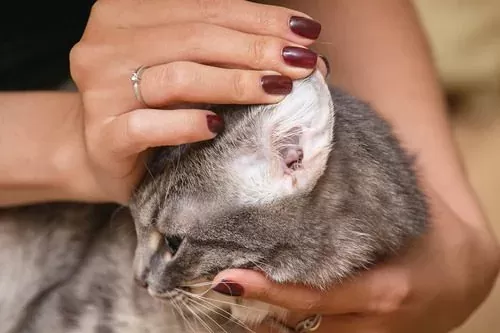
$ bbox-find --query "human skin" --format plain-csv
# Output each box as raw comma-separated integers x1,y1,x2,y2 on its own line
0,0,499,332
0,0,322,207
212,1,500,332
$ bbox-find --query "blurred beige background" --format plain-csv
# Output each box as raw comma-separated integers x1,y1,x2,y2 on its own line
414,1,500,332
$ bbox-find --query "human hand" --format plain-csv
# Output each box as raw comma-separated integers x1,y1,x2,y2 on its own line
69,0,323,204
212,186,500,333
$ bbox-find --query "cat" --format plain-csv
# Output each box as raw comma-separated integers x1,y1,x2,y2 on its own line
0,71,428,333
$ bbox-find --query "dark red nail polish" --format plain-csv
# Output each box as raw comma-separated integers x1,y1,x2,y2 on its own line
282,46,318,69
206,114,225,134
212,279,244,297
289,16,322,39
261,75,293,95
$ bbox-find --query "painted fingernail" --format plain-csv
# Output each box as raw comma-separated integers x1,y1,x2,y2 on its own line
282,46,318,69
212,279,244,297
206,114,225,134
289,16,322,39
261,75,293,95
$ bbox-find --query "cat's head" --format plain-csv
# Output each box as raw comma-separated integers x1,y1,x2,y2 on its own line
129,71,334,324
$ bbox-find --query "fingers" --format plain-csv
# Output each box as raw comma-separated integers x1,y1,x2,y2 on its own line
213,266,412,315
107,108,222,157
139,62,292,107
212,269,324,313
96,0,321,44
129,24,318,79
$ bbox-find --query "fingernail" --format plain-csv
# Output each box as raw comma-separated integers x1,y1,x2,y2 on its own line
206,114,225,134
261,75,293,95
282,46,318,69
289,16,322,39
212,279,244,297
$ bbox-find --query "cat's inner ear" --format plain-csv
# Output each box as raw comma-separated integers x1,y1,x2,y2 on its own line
265,88,333,185
231,71,334,202
275,126,304,173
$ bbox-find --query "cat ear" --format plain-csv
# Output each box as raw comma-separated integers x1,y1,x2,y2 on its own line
265,71,334,189
231,71,334,202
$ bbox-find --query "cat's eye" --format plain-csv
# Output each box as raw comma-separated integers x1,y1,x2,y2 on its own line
165,235,184,254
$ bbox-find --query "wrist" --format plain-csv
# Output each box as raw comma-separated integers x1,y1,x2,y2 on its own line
53,96,110,204
0,92,108,206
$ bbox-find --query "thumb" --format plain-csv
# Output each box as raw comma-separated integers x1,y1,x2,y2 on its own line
212,269,323,314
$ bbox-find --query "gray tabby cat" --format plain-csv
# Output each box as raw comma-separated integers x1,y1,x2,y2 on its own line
0,71,427,333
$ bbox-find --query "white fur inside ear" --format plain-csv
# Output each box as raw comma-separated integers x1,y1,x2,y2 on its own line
230,71,334,205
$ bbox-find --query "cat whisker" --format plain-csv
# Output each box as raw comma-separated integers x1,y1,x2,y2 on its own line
180,296,232,333
249,259,273,272
181,298,215,333
172,299,198,333
179,282,213,296
179,290,257,333
180,281,214,288
143,161,158,190
180,289,269,313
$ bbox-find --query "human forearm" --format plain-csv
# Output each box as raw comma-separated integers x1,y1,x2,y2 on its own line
0,92,102,206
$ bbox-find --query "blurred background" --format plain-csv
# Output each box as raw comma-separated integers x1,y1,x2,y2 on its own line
414,1,500,332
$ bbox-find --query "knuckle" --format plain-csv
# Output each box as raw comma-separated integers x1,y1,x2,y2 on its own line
171,115,207,144
370,280,411,315
69,42,93,85
295,294,321,312
255,286,274,301
230,72,250,102
248,37,273,68
195,0,227,20
181,23,209,50
151,64,179,101
254,9,279,30
155,63,192,102
69,42,114,88
68,43,85,79
125,112,148,147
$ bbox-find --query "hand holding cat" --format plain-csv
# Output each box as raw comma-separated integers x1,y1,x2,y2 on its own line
69,0,323,203
214,186,500,333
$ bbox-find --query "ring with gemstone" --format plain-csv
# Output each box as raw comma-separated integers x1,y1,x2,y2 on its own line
130,65,150,107
294,314,322,333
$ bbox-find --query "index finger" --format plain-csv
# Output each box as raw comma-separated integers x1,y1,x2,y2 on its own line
94,0,321,44
212,266,411,315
